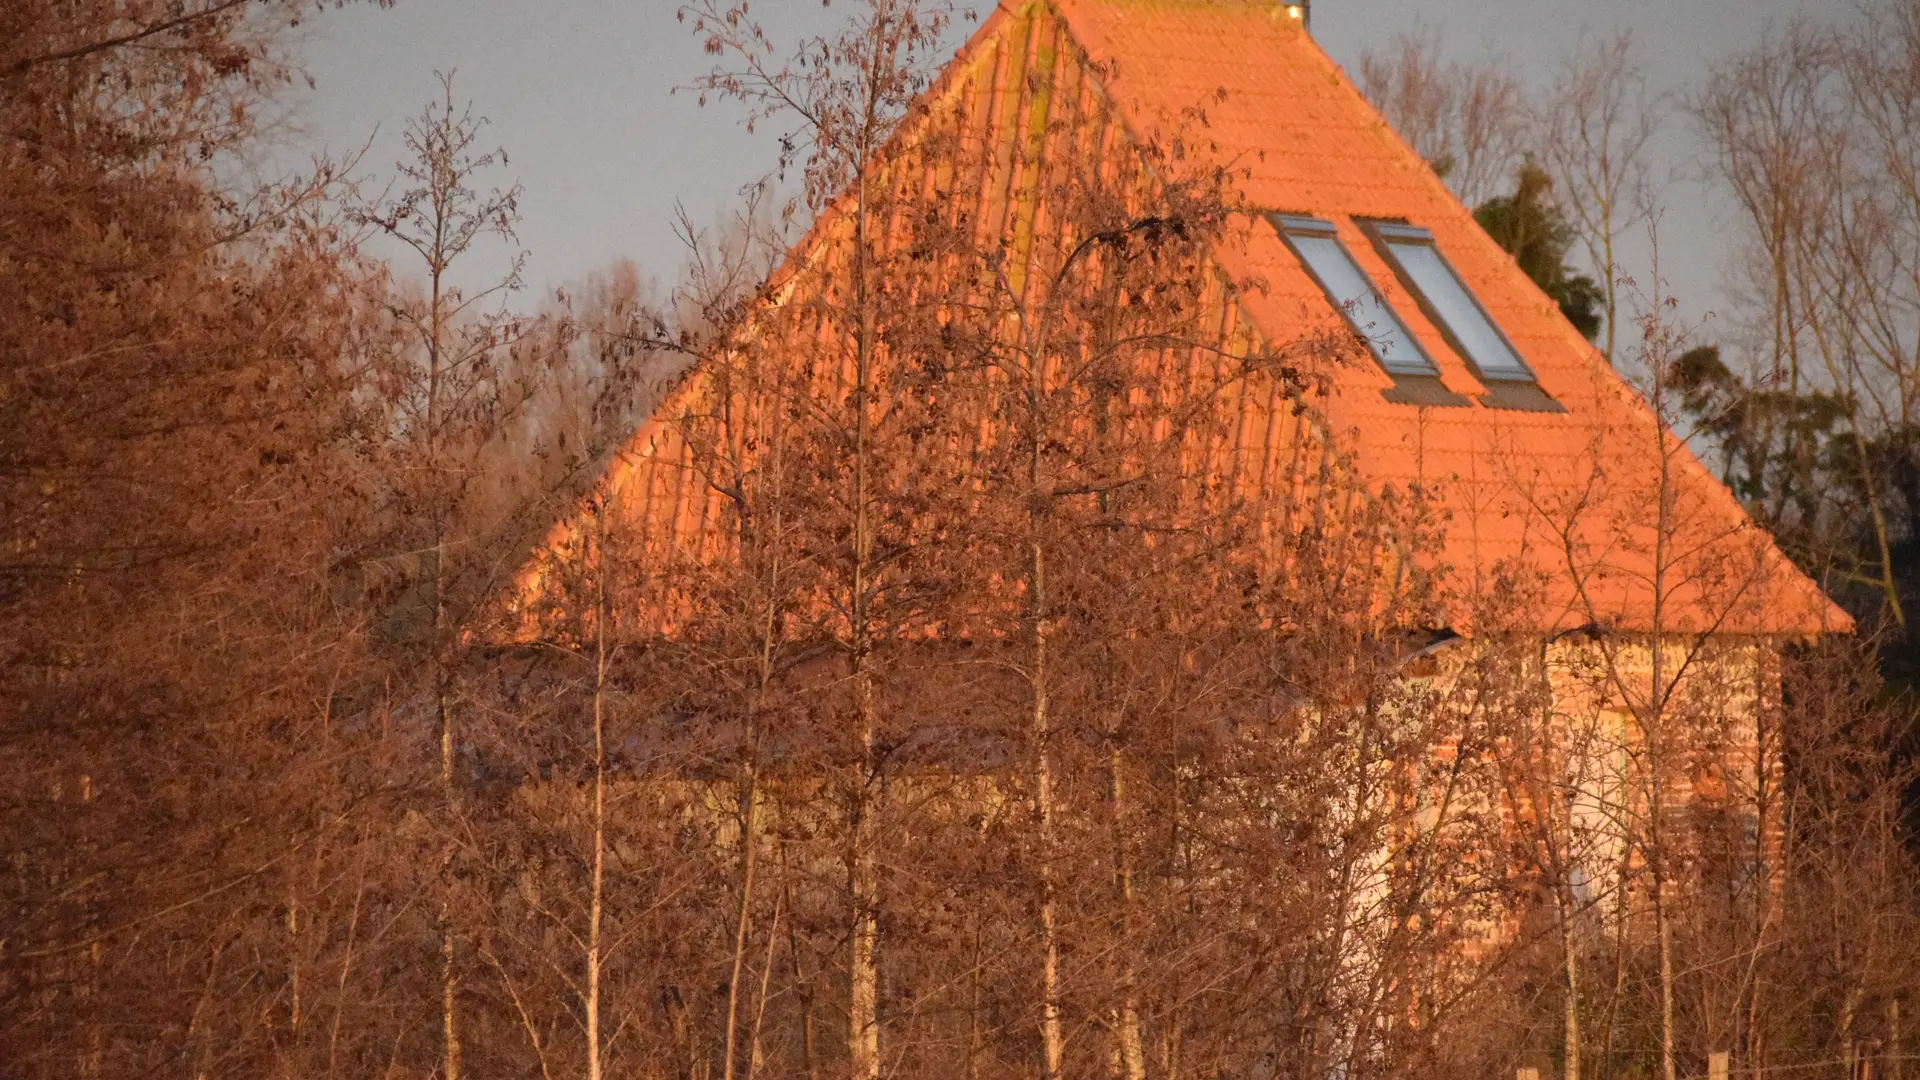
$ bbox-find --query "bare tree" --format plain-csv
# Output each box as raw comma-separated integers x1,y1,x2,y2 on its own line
1692,13,1916,642
1537,33,1664,366
679,5,960,1076
1358,27,1529,208
349,72,536,1080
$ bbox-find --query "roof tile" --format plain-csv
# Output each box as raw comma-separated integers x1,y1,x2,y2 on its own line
1052,0,1845,634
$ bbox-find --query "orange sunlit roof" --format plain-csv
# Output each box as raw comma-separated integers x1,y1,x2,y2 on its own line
1048,0,1843,635
510,0,1846,641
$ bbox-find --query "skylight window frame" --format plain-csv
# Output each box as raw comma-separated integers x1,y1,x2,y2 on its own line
1270,214,1433,378
1360,219,1563,413
1268,213,1470,408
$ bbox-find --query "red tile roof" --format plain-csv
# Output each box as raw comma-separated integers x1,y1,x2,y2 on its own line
1049,0,1845,635
511,0,1845,641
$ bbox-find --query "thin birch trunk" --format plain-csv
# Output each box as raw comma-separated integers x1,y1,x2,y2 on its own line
1652,360,1679,1080
969,922,984,1080
1890,999,1902,1080
782,844,819,1080
1031,537,1063,1080
1601,226,1618,366
721,290,787,1076
440,864,459,1080
723,770,760,1080
848,703,880,1080
435,531,459,1080
726,376,783,1080
288,887,302,1037
585,503,610,1080
1741,654,1780,1068
1023,246,1064,1080
1541,645,1582,1080
1600,844,1634,1079
1163,766,1189,1080
1108,736,1144,1080
326,837,368,1080
427,146,460,1080
1649,635,1679,1080
847,112,882,1080
1560,875,1583,1080
746,885,784,1080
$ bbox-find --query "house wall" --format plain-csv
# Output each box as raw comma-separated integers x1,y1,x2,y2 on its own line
475,632,1784,1080
1416,636,1784,946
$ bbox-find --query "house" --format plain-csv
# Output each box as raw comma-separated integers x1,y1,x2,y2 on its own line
494,2,1848,1075
512,0,1840,639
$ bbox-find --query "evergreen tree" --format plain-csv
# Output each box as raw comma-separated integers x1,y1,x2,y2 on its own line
1474,162,1605,342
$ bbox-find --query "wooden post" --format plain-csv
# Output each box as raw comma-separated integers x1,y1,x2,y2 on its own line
1709,1051,1730,1080
1520,1067,1541,1080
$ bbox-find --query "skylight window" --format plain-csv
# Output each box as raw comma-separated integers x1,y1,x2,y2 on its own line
1269,214,1434,378
1366,222,1539,386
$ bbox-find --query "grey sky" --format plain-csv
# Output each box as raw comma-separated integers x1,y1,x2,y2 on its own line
287,0,1825,332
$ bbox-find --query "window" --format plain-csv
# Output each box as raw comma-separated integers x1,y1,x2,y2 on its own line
1271,215,1430,376
1365,221,1562,411
1270,214,1468,407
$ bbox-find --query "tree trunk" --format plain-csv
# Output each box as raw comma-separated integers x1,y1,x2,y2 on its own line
848,738,880,1080
1560,873,1583,1080
847,149,882,1080
586,520,609,1080
1032,538,1064,1080
723,765,760,1080
782,845,819,1080
1109,739,1145,1080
